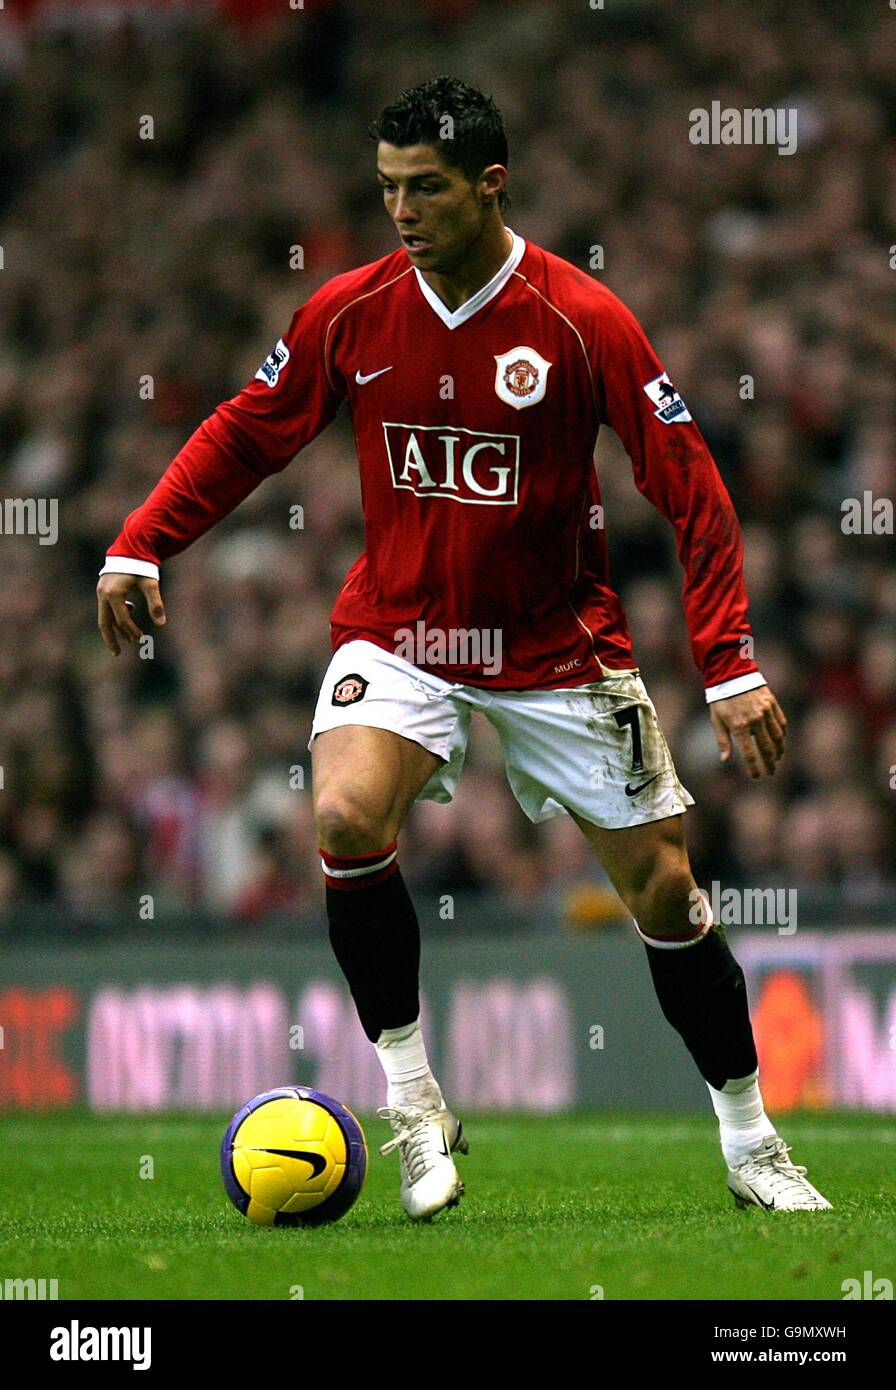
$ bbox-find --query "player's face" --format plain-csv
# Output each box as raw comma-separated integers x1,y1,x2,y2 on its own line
376,142,499,272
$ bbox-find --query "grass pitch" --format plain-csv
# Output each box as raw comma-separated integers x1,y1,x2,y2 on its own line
0,1111,892,1300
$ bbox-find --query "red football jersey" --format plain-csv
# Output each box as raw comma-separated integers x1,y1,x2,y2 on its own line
105,231,760,694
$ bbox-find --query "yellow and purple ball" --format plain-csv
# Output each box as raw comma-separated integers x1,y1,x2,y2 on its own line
220,1086,367,1227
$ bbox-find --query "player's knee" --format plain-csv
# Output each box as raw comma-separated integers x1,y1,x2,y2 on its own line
314,795,392,856
626,857,696,940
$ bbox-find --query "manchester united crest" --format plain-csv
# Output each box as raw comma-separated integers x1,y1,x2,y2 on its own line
332,673,368,706
494,346,552,409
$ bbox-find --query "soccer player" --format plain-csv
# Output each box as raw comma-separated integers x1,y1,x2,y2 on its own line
98,77,830,1219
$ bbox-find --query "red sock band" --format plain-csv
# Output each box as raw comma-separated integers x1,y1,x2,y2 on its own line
319,841,399,890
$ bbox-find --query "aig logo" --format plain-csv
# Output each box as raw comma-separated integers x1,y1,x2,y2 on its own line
383,423,520,505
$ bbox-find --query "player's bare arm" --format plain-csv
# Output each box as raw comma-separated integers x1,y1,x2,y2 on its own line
96,571,166,656
710,685,787,779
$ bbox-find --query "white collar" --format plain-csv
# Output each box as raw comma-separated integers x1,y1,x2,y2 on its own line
413,228,526,330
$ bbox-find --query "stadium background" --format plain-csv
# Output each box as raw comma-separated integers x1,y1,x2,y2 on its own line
0,0,894,1116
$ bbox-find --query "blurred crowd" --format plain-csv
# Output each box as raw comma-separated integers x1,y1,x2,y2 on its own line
0,0,894,932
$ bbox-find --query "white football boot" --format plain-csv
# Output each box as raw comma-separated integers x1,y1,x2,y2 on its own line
377,1104,468,1220
727,1136,832,1211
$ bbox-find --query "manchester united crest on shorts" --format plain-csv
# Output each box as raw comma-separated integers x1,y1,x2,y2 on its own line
331,673,369,706
494,346,552,409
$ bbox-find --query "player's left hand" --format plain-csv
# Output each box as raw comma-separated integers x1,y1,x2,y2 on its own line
709,684,787,779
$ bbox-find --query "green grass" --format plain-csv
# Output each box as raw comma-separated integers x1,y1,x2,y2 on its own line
0,1111,892,1300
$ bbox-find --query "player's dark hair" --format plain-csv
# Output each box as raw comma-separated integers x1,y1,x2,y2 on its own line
370,76,510,213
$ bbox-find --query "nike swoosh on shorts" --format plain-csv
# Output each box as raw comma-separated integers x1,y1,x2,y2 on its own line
624,773,661,797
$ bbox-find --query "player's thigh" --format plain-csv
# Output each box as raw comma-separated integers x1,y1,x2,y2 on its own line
566,807,696,910
312,723,442,852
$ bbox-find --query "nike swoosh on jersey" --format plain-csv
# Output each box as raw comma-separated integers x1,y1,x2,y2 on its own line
355,366,393,384
248,1147,328,1177
624,773,661,797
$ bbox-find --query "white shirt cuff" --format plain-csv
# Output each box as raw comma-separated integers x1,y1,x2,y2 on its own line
99,556,160,580
705,671,767,704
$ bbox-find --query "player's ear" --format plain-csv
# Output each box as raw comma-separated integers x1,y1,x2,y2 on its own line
479,164,507,207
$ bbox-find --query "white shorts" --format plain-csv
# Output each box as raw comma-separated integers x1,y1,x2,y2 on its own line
308,640,694,830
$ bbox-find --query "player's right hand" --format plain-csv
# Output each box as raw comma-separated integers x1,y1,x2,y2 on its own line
97,572,166,656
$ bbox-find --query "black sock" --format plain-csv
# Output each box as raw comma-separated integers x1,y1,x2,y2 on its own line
325,867,420,1043
643,925,758,1090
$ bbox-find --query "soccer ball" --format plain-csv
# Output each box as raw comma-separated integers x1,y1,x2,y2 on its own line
220,1086,367,1227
